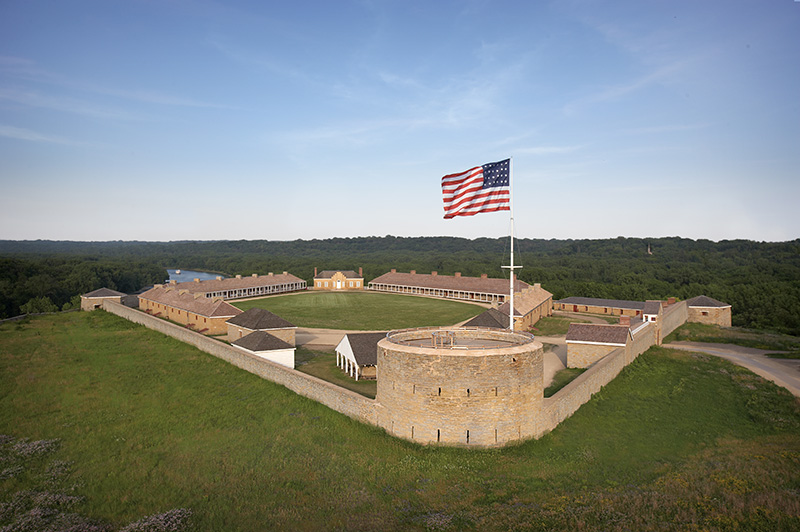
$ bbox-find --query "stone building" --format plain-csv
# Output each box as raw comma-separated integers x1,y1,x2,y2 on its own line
368,269,528,304
566,322,634,368
335,332,386,380
555,296,647,317
168,272,306,300
313,268,364,290
376,327,543,446
497,283,554,331
138,285,242,335
81,288,126,311
226,307,296,345
231,331,295,369
686,295,732,327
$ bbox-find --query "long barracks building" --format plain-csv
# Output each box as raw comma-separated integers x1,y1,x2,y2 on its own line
368,269,528,304
169,272,306,300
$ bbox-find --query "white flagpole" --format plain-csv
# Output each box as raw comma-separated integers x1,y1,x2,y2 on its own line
502,157,521,330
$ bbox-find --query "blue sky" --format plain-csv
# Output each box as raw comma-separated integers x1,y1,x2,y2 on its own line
1,0,798,242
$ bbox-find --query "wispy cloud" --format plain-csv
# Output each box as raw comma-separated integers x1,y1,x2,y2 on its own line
0,55,232,111
0,124,77,144
0,88,143,121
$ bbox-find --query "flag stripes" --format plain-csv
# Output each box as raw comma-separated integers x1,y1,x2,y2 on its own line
441,159,510,219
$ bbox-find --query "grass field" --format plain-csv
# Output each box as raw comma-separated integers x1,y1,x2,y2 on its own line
2,312,800,531
233,291,484,330
295,347,377,398
666,322,800,357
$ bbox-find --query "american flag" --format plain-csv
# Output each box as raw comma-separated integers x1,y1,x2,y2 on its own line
441,159,510,219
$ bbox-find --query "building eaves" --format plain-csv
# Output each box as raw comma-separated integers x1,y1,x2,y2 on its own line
566,323,631,345
686,295,730,308
232,331,293,352
345,332,387,366
226,307,295,330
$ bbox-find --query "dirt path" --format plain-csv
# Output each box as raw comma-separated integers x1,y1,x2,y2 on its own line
666,341,800,397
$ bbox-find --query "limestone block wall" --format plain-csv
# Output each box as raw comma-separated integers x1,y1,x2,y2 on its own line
627,323,656,363
376,329,543,447
541,346,628,436
567,343,621,368
661,301,688,339
103,301,377,425
688,306,731,327
81,296,122,311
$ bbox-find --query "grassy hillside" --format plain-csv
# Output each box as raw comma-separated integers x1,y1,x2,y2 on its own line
233,291,484,330
1,312,799,531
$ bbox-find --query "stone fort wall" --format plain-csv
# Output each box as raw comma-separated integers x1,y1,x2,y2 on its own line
102,300,688,447
376,329,543,446
103,301,377,425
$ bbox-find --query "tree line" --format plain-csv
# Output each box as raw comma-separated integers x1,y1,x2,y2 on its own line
1,237,798,335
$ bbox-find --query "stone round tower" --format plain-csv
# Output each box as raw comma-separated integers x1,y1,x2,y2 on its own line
376,327,543,447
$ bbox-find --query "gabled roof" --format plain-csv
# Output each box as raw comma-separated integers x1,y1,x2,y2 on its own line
686,295,731,308
642,301,662,315
83,287,126,298
463,308,509,329
497,284,553,317
342,332,386,366
232,331,293,352
556,296,646,310
138,286,242,318
566,323,631,345
171,272,304,294
369,271,529,296
315,270,361,279
226,307,295,330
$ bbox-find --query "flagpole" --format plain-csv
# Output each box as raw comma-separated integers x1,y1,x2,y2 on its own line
502,157,521,330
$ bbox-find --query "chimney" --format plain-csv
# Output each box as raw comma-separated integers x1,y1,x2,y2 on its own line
431,271,438,276
154,283,163,288
179,289,188,295
216,276,222,281
410,270,416,275
455,272,461,277
358,267,362,277
193,278,200,283
481,273,488,279
268,272,273,276
169,280,177,285
534,283,541,290
314,267,318,277
667,297,676,305
283,271,288,275
236,274,242,279
391,268,396,273
619,315,631,326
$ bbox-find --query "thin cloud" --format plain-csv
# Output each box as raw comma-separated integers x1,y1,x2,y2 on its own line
0,125,76,144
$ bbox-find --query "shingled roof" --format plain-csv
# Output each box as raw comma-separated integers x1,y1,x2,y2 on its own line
556,296,646,310
171,272,304,294
232,331,293,352
686,295,731,308
315,270,361,279
566,323,631,346
226,307,295,330
642,301,662,315
342,332,386,366
369,271,528,295
138,286,242,318
83,287,126,298
463,308,509,329
497,284,553,317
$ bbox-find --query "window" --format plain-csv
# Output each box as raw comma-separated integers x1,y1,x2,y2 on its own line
702,311,709,316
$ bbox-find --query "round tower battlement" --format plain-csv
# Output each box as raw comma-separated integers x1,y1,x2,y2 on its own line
376,327,544,447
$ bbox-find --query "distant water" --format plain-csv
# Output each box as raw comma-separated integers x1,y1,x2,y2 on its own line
166,269,224,283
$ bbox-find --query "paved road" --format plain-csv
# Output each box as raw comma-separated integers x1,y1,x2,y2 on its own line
666,341,800,397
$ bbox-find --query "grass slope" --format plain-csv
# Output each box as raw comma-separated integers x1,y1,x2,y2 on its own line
2,312,800,531
233,291,484,330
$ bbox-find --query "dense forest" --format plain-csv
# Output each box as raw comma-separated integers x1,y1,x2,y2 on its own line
1,237,798,335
